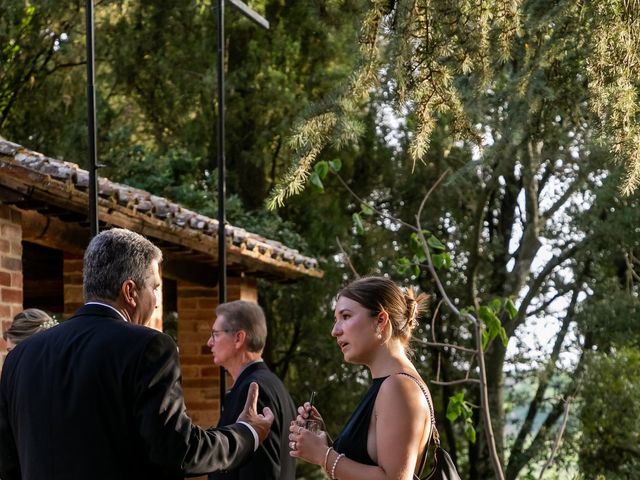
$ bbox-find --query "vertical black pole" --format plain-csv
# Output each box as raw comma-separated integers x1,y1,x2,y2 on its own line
216,0,227,409
86,0,99,237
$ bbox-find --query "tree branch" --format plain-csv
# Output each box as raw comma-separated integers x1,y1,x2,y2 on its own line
416,214,505,480
432,378,481,386
537,393,575,480
414,340,476,354
335,236,360,278
509,241,583,335
506,282,582,478
334,173,417,231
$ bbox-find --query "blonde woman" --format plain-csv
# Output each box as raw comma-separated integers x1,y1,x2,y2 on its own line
289,276,432,480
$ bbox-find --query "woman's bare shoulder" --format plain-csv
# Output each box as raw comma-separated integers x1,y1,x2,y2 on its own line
377,372,429,410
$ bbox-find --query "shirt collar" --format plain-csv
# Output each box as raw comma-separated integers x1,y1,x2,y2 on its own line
85,302,129,323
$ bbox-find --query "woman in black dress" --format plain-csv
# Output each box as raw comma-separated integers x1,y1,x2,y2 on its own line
289,276,432,480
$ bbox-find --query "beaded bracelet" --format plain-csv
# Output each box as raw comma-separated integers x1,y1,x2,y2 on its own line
323,446,333,473
330,452,345,480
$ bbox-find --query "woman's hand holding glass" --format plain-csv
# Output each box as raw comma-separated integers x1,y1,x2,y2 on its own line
288,402,329,465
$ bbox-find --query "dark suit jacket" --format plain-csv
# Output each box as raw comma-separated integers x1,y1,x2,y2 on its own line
209,362,296,480
0,304,255,480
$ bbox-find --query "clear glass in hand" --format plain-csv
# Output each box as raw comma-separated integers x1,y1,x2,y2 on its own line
305,418,322,434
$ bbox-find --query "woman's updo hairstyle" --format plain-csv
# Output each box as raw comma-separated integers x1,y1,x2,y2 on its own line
3,308,57,345
337,276,429,348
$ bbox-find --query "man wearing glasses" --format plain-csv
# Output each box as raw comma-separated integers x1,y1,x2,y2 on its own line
208,300,297,480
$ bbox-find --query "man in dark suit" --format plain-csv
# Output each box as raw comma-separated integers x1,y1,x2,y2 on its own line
207,301,297,480
0,228,273,480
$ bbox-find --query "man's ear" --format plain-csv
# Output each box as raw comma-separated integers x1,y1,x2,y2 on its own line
234,330,247,350
121,279,138,308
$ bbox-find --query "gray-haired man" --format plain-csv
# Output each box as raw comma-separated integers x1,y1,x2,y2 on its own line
0,228,273,480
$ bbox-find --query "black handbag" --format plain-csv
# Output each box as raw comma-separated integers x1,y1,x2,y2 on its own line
398,373,462,480
417,443,461,480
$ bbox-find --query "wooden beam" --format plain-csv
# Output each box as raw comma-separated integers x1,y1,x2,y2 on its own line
162,258,218,288
20,209,90,254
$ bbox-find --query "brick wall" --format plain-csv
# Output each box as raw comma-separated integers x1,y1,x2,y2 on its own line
177,281,219,427
63,252,84,318
0,206,23,370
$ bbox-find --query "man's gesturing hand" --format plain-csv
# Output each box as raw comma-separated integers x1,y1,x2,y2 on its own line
237,382,274,444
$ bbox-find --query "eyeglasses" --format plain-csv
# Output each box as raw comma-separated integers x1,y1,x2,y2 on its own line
210,328,236,341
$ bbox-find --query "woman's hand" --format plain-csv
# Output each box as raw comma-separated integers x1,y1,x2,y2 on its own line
288,419,330,466
295,401,325,429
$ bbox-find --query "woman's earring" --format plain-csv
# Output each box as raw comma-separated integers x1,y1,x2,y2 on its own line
376,328,382,340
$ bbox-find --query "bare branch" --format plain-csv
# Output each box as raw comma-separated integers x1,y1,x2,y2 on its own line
511,241,583,334
414,339,476,354
335,236,360,278
416,168,451,222
432,378,481,386
537,394,575,480
416,196,505,480
44,61,86,75
431,299,443,342
524,285,574,318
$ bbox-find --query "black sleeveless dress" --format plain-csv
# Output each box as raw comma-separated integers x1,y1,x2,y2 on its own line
332,376,389,465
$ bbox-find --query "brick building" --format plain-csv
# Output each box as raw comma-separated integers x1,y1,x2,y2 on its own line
0,138,322,429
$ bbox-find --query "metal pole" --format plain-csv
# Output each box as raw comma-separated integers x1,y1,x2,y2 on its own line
215,0,268,416
86,0,99,237
216,0,227,407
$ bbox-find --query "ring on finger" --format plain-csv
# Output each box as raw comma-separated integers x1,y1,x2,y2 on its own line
289,441,296,450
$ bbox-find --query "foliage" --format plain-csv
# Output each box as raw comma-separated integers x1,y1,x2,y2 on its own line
268,0,640,208
264,1,640,478
579,348,640,479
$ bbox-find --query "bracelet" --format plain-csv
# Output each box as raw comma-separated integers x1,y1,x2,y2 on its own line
331,453,345,480
323,446,333,473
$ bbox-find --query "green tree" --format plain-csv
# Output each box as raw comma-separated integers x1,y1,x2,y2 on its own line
579,348,640,479
267,1,640,479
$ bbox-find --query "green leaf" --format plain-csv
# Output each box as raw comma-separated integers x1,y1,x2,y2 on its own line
411,264,421,278
329,158,342,173
352,212,364,235
396,257,411,274
427,235,446,251
505,298,518,319
360,203,374,216
314,161,329,179
465,422,477,443
489,298,502,312
446,400,462,422
309,171,324,191
479,306,505,349
478,306,499,325
499,326,508,347
446,392,467,421
409,233,427,261
432,252,452,270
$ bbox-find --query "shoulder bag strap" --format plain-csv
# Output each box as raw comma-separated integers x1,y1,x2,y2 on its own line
396,372,440,478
